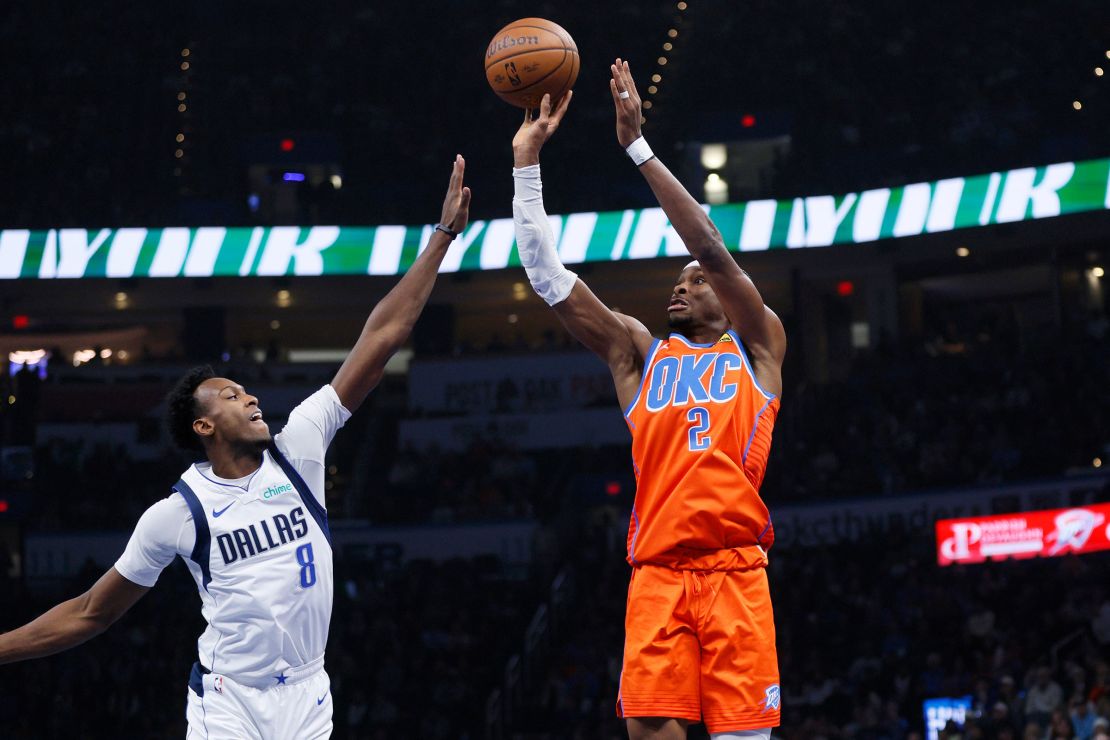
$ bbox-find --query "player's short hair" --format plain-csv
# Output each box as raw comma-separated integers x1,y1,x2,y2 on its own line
165,365,216,452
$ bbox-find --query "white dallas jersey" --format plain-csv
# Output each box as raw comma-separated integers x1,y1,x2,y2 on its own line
115,385,350,685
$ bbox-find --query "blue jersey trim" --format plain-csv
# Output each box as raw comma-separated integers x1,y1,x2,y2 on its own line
627,509,641,564
742,398,775,465
623,338,662,418
756,519,773,546
668,332,717,349
728,330,776,400
174,478,212,591
268,442,331,546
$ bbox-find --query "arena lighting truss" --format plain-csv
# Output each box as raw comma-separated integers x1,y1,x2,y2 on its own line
1073,48,1109,111
174,45,192,180
1,157,1109,280
640,0,687,122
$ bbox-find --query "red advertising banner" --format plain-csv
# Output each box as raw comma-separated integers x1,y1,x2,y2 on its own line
936,503,1110,566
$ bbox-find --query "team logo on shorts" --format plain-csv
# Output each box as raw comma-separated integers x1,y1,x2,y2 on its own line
761,684,780,712
213,675,224,694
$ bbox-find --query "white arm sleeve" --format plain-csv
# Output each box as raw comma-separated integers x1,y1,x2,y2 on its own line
114,496,193,587
512,164,577,306
273,384,352,507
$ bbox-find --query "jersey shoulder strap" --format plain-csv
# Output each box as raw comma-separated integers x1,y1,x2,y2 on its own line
267,442,331,545
173,477,212,590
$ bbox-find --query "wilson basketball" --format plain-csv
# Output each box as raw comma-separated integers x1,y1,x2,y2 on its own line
484,18,579,109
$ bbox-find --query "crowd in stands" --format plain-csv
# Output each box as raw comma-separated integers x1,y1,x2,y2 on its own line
766,339,1110,502
2,333,1108,737
4,319,1107,530
4,2,1106,231
7,493,1107,738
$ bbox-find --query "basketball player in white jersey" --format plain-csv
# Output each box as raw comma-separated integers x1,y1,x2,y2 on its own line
0,156,472,738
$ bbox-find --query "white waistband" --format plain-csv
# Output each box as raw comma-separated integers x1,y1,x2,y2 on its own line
210,655,324,690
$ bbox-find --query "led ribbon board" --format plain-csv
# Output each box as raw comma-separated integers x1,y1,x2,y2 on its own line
936,502,1110,566
2,158,1108,280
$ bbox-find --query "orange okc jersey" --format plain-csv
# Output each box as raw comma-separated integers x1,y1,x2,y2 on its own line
624,330,778,571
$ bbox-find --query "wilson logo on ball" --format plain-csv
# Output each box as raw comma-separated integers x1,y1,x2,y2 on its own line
486,34,541,58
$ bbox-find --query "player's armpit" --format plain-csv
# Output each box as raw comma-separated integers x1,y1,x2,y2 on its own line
552,280,653,406
0,568,149,664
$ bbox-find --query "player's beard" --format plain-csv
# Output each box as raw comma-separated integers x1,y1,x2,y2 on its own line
667,311,694,330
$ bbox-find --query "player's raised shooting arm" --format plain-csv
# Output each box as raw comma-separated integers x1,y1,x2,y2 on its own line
331,155,472,413
511,94,653,401
609,60,786,389
0,567,149,664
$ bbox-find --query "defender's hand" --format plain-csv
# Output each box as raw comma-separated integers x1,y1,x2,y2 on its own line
609,58,643,148
438,155,472,234
512,91,574,165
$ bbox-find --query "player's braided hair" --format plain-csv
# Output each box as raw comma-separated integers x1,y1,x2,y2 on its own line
165,365,216,453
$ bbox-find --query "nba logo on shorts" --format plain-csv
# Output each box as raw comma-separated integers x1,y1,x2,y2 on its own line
762,684,780,712
213,676,224,694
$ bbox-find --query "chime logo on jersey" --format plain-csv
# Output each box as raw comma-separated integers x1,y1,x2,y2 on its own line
645,351,742,411
263,482,293,499
216,506,310,565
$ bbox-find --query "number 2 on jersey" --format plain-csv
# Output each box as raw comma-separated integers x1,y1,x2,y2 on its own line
296,542,317,588
687,406,711,451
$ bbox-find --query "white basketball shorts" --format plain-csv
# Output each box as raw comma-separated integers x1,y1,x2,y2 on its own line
185,663,332,739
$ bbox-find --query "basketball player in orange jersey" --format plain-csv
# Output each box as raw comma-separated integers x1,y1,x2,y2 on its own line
510,60,786,740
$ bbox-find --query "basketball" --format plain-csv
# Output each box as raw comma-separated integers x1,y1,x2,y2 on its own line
484,18,579,109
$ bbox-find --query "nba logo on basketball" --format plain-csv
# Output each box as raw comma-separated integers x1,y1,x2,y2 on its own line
762,684,780,712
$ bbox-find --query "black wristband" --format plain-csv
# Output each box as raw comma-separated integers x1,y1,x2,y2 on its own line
434,224,458,239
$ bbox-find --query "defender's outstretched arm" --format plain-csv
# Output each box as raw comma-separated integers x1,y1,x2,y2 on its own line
610,60,786,393
0,568,149,664
331,156,472,412
512,93,653,408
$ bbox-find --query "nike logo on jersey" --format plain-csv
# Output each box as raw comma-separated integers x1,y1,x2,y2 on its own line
216,506,310,565
646,351,742,411
317,694,327,705
212,502,235,518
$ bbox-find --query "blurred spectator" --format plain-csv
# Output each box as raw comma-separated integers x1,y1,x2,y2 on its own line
1027,666,1066,728
1073,696,1099,740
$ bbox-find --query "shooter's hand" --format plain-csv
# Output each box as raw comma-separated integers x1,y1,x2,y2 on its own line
512,91,574,166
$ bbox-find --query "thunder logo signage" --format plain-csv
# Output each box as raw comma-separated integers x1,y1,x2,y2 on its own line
936,503,1110,566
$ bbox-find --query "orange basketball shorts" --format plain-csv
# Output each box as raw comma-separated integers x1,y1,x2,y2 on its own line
616,564,781,733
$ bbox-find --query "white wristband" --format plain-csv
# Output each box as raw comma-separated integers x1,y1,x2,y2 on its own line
625,136,654,166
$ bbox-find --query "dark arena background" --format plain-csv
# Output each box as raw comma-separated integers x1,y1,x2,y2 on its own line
2,1,1110,738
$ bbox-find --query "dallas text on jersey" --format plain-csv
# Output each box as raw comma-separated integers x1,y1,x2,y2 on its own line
215,506,310,565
